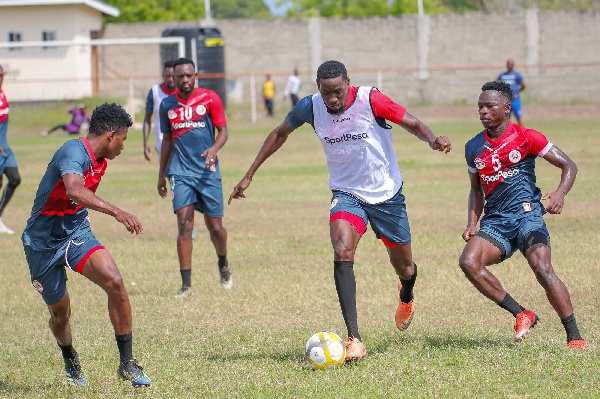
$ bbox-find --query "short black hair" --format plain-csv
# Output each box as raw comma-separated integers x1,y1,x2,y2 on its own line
163,59,176,70
482,81,513,104
317,60,348,82
88,103,132,136
173,57,195,70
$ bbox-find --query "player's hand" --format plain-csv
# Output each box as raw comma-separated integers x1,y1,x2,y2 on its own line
462,225,477,242
431,136,452,153
542,191,566,214
157,176,168,198
144,144,152,162
115,210,143,236
228,176,252,205
201,148,217,168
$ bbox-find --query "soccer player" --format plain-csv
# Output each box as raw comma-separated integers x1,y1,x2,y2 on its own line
283,68,301,108
41,103,90,136
22,103,152,387
0,64,21,234
157,57,232,297
497,59,526,126
229,60,452,361
143,60,177,161
459,81,586,349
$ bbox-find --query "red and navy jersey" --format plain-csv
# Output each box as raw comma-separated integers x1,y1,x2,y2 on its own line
465,122,552,216
159,87,226,178
0,88,9,148
22,137,106,250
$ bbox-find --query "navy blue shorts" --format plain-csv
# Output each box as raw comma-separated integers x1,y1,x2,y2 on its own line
329,188,411,247
477,203,550,261
170,174,224,217
24,225,104,305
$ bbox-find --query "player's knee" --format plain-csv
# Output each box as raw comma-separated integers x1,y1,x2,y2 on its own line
458,253,479,276
49,309,71,328
102,271,126,295
8,175,21,188
332,241,355,261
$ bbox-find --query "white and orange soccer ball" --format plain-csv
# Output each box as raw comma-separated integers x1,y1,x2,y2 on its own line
305,331,346,370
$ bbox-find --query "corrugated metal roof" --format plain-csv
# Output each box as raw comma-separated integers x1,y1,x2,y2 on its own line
0,0,119,17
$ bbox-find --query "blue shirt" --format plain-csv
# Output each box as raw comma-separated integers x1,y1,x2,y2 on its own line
498,71,524,100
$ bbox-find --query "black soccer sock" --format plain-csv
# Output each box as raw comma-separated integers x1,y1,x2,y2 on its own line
334,260,360,341
561,313,583,342
180,269,191,287
399,263,418,303
498,293,525,317
115,332,133,363
58,342,77,360
218,255,228,269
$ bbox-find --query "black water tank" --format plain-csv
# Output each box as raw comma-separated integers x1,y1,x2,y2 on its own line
161,27,227,108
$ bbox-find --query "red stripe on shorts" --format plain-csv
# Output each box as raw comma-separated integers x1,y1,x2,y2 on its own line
75,246,105,274
330,211,367,236
380,235,406,248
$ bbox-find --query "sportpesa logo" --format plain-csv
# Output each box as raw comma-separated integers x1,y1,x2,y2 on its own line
324,132,368,145
172,121,206,129
481,168,519,183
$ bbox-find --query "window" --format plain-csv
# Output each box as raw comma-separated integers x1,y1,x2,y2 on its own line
8,31,22,51
42,30,57,50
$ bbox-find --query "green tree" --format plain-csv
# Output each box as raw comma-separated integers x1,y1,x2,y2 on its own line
282,0,449,17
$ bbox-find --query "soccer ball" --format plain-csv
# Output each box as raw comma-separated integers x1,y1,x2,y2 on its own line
305,331,346,370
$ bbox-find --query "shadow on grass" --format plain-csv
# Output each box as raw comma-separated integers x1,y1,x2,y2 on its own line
0,379,36,395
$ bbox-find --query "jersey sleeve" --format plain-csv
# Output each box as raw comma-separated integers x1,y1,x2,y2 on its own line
286,96,313,129
56,142,87,177
208,91,227,127
159,100,171,135
525,129,552,157
145,89,154,113
369,89,406,124
464,137,479,173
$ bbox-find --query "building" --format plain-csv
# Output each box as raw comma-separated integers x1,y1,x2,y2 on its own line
0,0,119,101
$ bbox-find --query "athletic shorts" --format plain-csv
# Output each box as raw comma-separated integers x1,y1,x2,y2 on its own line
476,205,550,261
511,97,523,119
0,149,18,175
329,188,411,247
170,174,224,217
24,225,104,305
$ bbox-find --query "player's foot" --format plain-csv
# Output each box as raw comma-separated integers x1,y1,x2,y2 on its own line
64,354,87,386
344,337,367,361
514,309,539,341
174,285,193,298
118,358,151,387
0,218,14,234
395,281,414,331
219,264,233,290
40,131,49,136
567,339,587,349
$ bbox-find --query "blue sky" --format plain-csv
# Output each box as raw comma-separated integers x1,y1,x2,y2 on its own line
264,0,292,16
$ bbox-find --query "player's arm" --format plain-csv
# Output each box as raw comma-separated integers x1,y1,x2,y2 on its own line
63,173,142,235
398,111,451,153
142,110,153,161
540,145,577,214
463,171,484,242
228,119,295,204
157,130,172,198
201,124,228,168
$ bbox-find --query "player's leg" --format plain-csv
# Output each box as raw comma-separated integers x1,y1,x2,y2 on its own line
80,248,151,386
42,124,67,136
523,234,585,347
204,214,231,289
387,244,418,331
175,204,195,296
0,166,20,234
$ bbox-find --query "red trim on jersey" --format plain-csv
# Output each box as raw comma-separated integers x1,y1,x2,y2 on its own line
161,82,177,96
74,246,105,274
345,86,406,124
0,89,9,124
330,211,367,236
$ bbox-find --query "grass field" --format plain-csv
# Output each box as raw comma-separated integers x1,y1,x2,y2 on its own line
1,102,599,398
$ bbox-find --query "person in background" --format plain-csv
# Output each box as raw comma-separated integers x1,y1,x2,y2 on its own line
497,59,526,126
41,103,90,136
283,68,301,108
263,74,275,117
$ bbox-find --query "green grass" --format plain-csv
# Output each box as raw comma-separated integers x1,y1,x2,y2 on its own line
1,104,599,397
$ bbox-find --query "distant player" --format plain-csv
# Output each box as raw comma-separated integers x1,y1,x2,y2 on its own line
157,57,232,297
229,60,452,361
459,81,586,349
0,64,21,234
22,103,152,387
497,59,526,126
143,60,177,161
41,103,90,136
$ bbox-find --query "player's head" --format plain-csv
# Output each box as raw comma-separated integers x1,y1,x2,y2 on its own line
88,103,132,159
163,60,176,92
479,81,512,129
506,59,514,72
173,57,196,95
78,103,86,112
0,65,4,88
316,60,350,115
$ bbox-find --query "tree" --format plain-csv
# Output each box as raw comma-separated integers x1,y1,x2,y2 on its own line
282,0,449,17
